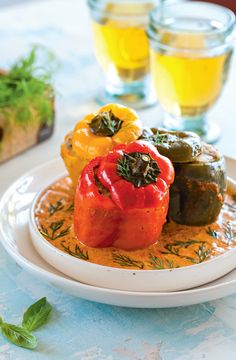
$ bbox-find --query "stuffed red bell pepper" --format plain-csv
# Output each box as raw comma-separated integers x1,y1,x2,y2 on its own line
74,141,174,250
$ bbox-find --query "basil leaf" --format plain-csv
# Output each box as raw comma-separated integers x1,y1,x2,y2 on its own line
22,297,52,331
1,323,37,349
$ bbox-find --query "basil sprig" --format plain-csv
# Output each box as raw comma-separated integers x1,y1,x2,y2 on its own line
22,297,52,331
0,297,52,350
1,323,37,349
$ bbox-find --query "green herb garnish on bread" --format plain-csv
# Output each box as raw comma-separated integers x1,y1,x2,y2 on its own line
0,46,56,163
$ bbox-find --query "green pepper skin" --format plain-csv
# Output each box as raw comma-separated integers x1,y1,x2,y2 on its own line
141,128,202,163
169,144,226,226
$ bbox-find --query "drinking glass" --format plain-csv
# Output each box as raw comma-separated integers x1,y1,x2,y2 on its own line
88,0,160,109
147,1,235,143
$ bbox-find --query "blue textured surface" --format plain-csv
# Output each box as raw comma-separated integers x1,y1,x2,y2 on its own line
2,242,236,359
0,0,236,359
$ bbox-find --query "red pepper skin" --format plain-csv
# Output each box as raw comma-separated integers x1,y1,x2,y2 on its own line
74,141,174,250
74,157,118,248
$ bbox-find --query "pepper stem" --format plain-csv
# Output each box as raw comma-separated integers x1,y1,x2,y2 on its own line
141,129,169,146
89,110,123,137
117,152,161,187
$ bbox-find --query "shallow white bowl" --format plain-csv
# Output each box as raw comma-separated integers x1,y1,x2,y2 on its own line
29,174,236,292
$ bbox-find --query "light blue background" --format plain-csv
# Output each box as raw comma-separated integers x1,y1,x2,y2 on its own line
2,244,236,360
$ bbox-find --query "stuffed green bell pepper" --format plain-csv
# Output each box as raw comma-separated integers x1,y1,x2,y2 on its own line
140,128,226,226
168,143,226,226
141,128,202,163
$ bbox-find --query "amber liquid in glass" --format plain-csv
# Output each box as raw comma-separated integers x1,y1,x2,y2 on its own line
151,28,232,118
92,3,153,83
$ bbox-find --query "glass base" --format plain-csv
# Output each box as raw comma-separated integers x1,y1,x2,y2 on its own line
162,113,221,144
96,80,157,110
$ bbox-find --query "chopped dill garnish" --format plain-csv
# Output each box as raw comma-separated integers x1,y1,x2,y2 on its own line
223,221,236,244
39,220,70,240
112,252,144,269
148,253,177,270
206,227,219,239
195,244,211,263
60,241,89,260
48,200,64,216
0,46,56,128
67,203,74,212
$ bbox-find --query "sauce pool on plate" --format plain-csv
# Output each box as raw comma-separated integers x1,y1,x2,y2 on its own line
34,176,236,270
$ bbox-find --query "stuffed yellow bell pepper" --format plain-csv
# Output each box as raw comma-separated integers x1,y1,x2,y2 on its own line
61,103,142,186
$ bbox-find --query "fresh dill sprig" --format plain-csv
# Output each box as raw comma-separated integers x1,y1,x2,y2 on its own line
112,252,144,269
224,201,236,213
223,221,236,244
195,244,211,263
117,152,161,187
48,200,64,216
67,203,74,212
206,227,219,239
0,46,56,128
161,239,210,264
39,220,71,240
89,110,123,137
148,253,176,270
163,239,203,257
60,241,89,260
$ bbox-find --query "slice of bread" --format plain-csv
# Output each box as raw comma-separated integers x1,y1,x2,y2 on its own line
0,70,55,164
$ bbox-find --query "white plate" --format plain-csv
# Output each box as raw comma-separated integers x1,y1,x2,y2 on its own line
0,157,236,307
29,172,236,292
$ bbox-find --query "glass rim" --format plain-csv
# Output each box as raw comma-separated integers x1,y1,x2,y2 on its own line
87,0,162,19
149,1,236,37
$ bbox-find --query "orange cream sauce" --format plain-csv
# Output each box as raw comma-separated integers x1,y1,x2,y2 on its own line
35,176,236,270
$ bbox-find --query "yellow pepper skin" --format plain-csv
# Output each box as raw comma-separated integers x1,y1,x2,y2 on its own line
61,104,142,186
61,132,88,186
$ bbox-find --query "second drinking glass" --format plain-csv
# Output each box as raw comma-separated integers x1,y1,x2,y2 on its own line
147,1,235,143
